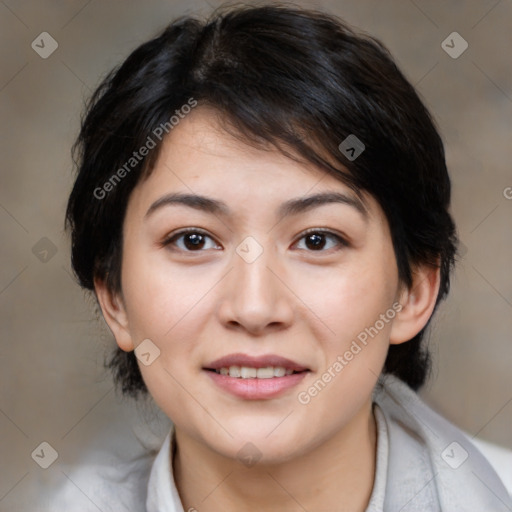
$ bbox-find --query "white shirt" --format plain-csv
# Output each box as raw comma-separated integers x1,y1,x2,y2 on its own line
145,404,390,511
50,374,512,511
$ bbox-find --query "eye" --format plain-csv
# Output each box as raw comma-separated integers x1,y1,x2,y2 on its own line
293,229,348,252
162,228,221,252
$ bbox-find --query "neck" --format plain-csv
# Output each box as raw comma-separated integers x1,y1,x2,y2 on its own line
173,401,377,512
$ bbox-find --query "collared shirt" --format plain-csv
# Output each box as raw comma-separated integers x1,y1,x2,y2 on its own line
146,374,512,511
146,403,390,511
49,374,512,511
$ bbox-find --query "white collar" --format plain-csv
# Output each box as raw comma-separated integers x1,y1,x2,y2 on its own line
146,403,389,511
146,425,184,512
145,374,512,511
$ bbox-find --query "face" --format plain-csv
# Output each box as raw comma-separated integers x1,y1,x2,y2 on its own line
112,107,403,463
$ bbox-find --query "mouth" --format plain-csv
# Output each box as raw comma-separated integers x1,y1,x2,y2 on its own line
203,366,307,378
203,352,310,377
202,353,311,399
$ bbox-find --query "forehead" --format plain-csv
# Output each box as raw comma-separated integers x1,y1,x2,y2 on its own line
154,106,329,183
129,106,381,224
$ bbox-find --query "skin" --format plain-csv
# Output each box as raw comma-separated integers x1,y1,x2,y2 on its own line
96,106,440,512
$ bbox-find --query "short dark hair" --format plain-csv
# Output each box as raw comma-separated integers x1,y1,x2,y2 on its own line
65,3,458,397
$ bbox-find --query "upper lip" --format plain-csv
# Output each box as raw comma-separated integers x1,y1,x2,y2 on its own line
204,353,309,372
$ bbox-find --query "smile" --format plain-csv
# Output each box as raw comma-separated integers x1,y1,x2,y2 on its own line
203,352,310,399
211,366,299,378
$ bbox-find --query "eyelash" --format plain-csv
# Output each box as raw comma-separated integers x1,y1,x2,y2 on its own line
161,227,349,253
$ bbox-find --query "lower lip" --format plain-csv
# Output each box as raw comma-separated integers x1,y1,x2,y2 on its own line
204,370,309,400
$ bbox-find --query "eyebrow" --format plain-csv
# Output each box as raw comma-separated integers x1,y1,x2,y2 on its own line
145,191,368,221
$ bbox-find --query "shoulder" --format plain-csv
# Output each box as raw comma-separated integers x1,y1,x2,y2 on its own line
48,450,157,511
467,434,512,498
373,374,512,510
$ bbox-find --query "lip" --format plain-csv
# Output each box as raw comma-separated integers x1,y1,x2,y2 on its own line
204,353,309,372
203,353,311,400
204,370,309,400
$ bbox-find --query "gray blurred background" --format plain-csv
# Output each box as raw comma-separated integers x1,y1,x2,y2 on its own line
1,0,511,510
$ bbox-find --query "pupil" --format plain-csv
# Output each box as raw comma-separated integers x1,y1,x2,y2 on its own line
306,233,325,250
185,233,204,250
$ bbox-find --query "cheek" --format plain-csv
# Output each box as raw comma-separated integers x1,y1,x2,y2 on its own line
120,257,214,414
293,267,396,434
288,249,398,408
120,247,218,387
121,242,212,339
292,259,398,341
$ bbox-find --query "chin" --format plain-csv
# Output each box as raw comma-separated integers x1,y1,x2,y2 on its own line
203,423,306,464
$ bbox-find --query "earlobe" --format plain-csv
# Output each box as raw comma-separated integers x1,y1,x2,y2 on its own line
93,277,134,352
389,264,441,345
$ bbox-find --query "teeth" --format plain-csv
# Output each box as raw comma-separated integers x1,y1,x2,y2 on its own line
274,367,286,377
240,367,257,378
215,366,299,378
229,366,240,377
256,367,274,379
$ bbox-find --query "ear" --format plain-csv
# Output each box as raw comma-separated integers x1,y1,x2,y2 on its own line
389,263,441,345
94,277,134,352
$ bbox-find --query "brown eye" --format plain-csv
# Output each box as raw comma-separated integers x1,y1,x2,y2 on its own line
304,233,326,250
163,229,220,252
294,230,347,252
182,232,206,250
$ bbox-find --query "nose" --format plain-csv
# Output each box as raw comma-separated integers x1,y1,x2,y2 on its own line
216,241,294,335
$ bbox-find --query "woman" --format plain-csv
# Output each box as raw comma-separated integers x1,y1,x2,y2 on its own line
65,4,512,511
